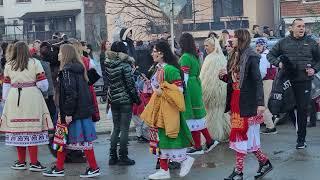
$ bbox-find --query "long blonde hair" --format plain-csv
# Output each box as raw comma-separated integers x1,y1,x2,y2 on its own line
59,44,89,82
204,37,223,55
71,41,84,56
10,42,31,71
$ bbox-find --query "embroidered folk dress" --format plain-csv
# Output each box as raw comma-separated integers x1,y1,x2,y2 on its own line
179,53,207,132
0,59,53,146
229,73,264,154
151,63,192,162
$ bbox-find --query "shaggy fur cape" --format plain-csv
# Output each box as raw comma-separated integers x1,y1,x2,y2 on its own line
200,40,231,142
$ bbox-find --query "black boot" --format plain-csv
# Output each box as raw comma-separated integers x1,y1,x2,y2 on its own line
254,160,273,179
118,150,135,166
224,169,243,180
118,156,135,166
109,150,118,166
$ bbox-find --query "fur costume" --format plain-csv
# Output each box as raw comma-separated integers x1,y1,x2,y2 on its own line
200,38,230,142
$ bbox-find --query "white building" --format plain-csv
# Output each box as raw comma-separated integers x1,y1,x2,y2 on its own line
0,0,105,43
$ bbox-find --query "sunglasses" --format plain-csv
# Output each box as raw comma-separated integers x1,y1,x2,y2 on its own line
152,49,162,54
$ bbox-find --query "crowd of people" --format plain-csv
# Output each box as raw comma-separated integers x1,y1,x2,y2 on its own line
0,18,319,180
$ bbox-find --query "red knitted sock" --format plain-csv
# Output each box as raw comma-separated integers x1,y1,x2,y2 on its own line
235,152,246,172
28,146,38,164
159,159,169,171
200,128,213,145
56,151,66,170
253,149,268,164
191,131,201,149
17,147,26,164
84,149,98,170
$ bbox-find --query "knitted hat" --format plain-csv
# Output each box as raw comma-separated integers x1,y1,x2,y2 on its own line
256,38,267,47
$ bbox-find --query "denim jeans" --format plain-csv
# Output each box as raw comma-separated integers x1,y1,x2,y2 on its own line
110,104,132,157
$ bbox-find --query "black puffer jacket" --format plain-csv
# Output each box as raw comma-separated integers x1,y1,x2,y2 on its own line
105,51,140,105
267,34,320,82
59,62,94,123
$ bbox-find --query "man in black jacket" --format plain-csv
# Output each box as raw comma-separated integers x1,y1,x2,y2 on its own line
267,18,320,149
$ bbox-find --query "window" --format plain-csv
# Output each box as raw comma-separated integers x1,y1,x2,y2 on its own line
16,0,31,2
214,0,243,21
181,0,192,19
0,0,3,5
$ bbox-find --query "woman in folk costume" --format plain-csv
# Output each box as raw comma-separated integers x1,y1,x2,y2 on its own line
43,44,100,178
0,41,53,171
179,33,219,155
219,29,273,180
142,41,194,179
200,37,231,142
72,41,100,122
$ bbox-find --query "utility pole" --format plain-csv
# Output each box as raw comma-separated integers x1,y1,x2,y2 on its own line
170,0,175,52
273,0,281,36
192,0,199,30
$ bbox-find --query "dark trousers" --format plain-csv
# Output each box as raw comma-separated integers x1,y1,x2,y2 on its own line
110,104,132,157
309,99,317,125
45,95,57,125
291,81,311,143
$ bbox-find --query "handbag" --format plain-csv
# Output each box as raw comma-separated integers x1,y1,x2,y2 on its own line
311,72,320,99
52,115,68,152
268,69,296,115
87,68,101,86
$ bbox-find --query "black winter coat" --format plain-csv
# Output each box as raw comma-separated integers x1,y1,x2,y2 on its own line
105,51,140,105
135,45,154,76
223,48,264,117
267,34,320,82
59,62,94,123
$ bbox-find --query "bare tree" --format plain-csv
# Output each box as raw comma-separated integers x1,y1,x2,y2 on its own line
106,0,168,36
106,0,214,40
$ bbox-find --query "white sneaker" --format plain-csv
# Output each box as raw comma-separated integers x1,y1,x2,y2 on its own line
148,169,170,179
205,140,220,153
179,156,195,177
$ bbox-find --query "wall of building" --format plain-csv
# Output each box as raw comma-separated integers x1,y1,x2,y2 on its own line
281,0,320,17
243,0,275,30
0,0,85,39
256,0,275,28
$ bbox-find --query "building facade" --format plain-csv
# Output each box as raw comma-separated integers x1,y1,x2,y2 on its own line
106,0,275,41
0,0,107,46
281,0,320,32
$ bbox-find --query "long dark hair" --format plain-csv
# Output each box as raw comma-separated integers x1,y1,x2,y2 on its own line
179,33,199,59
154,41,184,83
111,41,127,54
228,29,251,73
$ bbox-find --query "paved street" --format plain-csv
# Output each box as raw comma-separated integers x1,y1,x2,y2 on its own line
0,124,319,180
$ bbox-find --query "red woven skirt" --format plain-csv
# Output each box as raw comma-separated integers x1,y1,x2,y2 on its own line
229,83,249,142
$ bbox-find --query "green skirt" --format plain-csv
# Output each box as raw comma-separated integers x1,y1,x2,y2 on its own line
158,114,193,149
182,77,206,120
